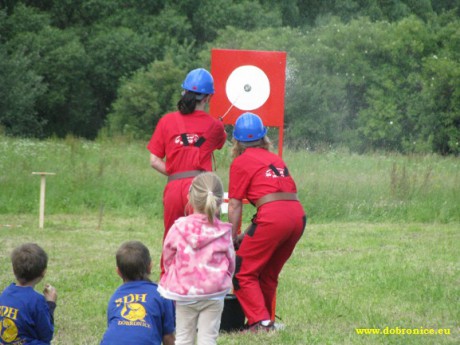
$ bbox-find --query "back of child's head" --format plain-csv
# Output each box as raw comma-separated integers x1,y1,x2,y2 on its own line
116,241,152,282
189,172,224,224
11,243,48,284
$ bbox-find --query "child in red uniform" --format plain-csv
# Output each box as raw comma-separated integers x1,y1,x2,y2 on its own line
147,68,227,275
228,112,306,332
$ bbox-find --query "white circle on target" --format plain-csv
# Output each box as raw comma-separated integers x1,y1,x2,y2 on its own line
225,65,270,111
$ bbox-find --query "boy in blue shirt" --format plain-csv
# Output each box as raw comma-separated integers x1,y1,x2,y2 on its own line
0,243,57,345
100,241,175,345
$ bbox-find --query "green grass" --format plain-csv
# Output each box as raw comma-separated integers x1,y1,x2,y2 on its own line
283,148,460,223
1,135,458,223
0,135,459,344
0,216,458,344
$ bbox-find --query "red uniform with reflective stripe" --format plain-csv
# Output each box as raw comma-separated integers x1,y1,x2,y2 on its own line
229,147,306,325
229,148,297,203
147,110,226,273
147,110,226,174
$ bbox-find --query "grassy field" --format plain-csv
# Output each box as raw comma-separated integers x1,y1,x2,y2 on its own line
0,135,459,344
1,135,459,223
0,216,458,344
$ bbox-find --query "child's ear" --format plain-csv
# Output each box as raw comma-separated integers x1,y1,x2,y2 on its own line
35,268,47,283
116,267,123,279
147,262,153,275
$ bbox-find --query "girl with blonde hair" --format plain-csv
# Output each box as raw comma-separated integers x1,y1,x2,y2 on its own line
158,172,235,345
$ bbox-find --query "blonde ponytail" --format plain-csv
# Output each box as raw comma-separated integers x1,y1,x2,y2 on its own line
189,172,224,224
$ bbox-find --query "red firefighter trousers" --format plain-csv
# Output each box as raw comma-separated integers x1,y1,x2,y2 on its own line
160,178,194,275
233,201,306,326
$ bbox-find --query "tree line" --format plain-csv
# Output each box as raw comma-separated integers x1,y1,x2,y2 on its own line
0,0,459,154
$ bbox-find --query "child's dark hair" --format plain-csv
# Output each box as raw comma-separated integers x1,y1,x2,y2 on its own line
116,241,152,282
177,91,206,114
189,172,224,224
11,243,48,284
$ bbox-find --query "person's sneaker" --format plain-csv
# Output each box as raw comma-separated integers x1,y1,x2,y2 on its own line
247,321,275,333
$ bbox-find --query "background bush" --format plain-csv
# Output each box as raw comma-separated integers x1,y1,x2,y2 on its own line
0,1,459,154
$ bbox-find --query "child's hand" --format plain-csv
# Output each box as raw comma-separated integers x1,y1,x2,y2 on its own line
233,233,245,250
43,284,57,302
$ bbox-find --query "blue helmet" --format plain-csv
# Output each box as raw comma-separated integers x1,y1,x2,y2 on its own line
182,68,215,95
233,112,267,142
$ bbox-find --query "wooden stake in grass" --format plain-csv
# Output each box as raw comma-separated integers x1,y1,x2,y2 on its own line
32,172,56,229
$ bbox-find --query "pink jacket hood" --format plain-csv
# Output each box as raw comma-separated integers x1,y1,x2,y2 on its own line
158,214,235,301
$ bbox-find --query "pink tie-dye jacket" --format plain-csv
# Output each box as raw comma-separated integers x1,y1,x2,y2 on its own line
158,213,235,302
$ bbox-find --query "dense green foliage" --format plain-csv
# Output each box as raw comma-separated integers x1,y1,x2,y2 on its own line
0,1,459,153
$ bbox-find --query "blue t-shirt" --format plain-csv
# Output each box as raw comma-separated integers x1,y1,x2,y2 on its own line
100,281,175,345
0,283,54,345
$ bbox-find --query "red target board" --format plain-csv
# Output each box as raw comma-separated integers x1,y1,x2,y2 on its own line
210,49,287,129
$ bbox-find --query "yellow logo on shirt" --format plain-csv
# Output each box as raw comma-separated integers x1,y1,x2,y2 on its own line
115,294,150,327
0,317,19,342
121,302,147,321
